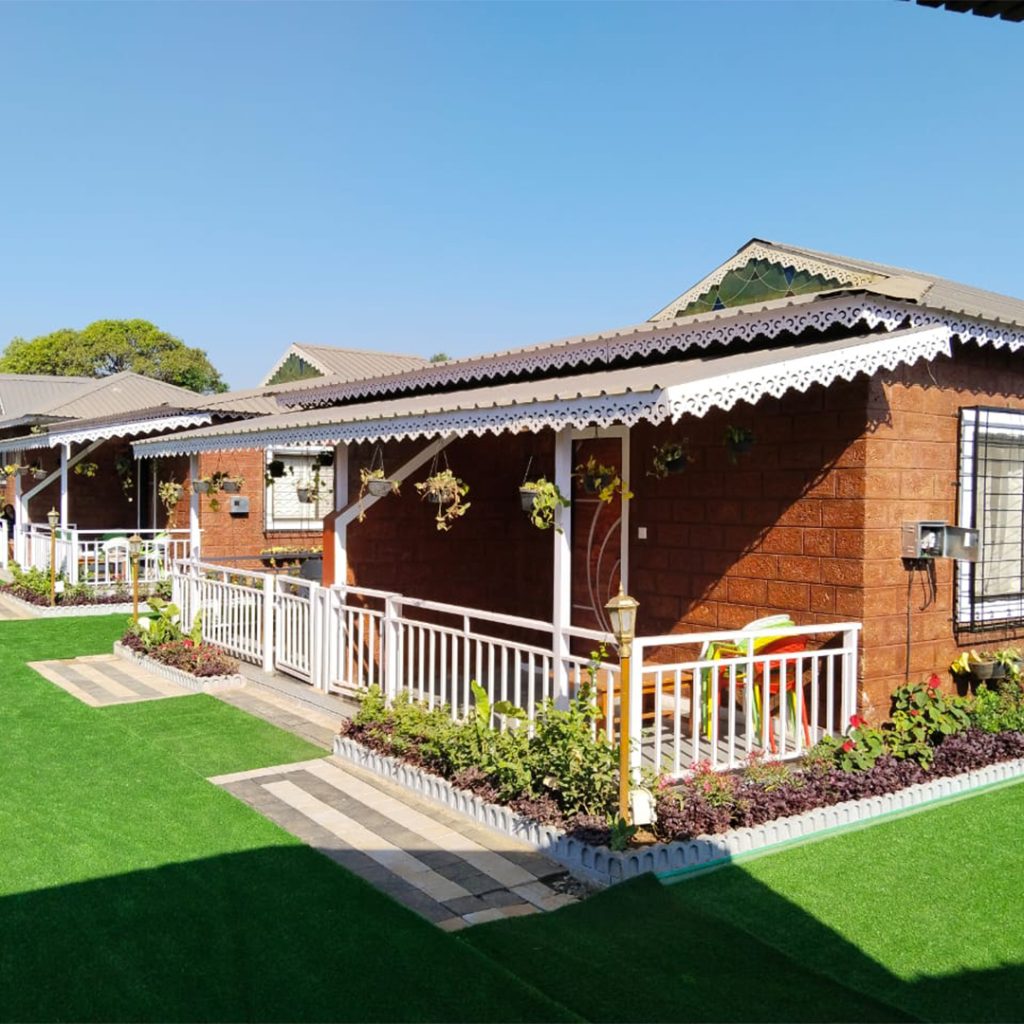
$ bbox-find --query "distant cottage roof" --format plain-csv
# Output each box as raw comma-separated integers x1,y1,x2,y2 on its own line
260,343,428,387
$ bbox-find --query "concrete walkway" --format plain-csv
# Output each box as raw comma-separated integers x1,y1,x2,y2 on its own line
211,756,580,930
0,591,36,620
29,654,194,706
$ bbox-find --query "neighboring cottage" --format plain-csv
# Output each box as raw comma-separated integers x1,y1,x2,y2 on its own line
133,239,1024,721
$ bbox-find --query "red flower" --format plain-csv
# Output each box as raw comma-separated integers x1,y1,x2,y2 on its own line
928,673,941,689
842,740,855,752
849,714,866,729
910,708,921,716
183,639,194,648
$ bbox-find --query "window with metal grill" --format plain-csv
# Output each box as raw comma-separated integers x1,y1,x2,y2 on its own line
957,407,1024,632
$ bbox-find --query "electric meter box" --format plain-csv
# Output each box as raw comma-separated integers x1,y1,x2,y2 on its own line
229,496,250,516
901,522,980,562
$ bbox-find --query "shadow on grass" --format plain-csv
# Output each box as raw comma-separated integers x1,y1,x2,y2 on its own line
0,844,573,1024
463,869,1024,1023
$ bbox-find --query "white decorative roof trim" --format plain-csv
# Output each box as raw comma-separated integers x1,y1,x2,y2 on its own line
661,325,951,419
47,413,212,448
135,326,950,459
277,295,1023,410
648,242,881,322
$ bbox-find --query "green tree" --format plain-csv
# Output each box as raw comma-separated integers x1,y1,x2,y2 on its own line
0,319,228,393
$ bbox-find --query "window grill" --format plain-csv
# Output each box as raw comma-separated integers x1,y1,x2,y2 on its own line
957,407,1024,634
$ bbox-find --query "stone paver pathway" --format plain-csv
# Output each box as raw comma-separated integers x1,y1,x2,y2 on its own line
29,654,193,706
211,756,580,930
215,687,340,749
0,592,36,620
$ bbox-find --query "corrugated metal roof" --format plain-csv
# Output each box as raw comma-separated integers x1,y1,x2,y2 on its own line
134,325,950,455
260,343,429,386
0,374,95,422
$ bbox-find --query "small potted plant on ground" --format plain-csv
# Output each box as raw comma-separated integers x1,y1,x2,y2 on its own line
951,649,1006,683
574,455,633,503
649,439,693,479
519,477,570,532
415,458,470,530
724,425,755,464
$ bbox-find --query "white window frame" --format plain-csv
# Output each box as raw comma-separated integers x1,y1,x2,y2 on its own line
957,407,1024,629
264,446,335,533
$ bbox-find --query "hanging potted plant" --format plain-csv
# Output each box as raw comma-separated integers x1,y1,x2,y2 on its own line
2,464,28,478
574,455,633,503
649,439,693,479
357,448,400,521
724,425,755,464
158,481,184,517
219,475,243,494
29,462,47,481
519,477,570,532
192,476,213,494
315,450,335,469
73,461,99,478
267,459,287,479
415,454,470,530
116,455,135,501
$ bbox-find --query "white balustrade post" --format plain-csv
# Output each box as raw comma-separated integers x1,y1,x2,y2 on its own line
262,572,275,674
69,528,79,585
843,626,860,724
0,520,7,570
188,558,201,635
383,594,402,703
628,639,644,783
308,582,324,691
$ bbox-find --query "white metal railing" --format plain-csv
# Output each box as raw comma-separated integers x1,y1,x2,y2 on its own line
17,524,190,587
634,622,861,776
169,559,861,774
0,519,8,570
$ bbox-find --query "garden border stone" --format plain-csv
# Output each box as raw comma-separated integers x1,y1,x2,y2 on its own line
0,591,136,618
332,734,1024,888
113,641,246,694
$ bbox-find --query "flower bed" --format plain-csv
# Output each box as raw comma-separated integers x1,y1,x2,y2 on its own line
342,675,1024,852
1,564,132,607
114,641,244,693
119,630,239,677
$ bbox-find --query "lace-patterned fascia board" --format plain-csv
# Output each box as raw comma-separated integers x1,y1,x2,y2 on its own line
0,414,214,456
276,295,1024,411
134,326,950,460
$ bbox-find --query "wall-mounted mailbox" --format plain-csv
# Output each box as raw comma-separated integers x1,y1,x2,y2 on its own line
229,496,250,516
902,521,980,562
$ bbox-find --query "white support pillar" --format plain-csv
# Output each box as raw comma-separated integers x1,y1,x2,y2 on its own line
552,427,573,707
59,444,69,528
188,454,201,556
332,443,349,585
13,468,25,564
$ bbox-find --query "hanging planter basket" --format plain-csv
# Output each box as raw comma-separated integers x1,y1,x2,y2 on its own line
267,460,287,479
296,485,314,504
192,479,212,494
220,479,242,493
316,451,335,468
367,478,395,497
519,486,536,513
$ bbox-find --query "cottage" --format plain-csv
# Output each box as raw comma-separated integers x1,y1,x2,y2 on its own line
129,239,1024,772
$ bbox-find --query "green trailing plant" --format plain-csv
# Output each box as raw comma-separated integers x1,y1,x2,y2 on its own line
158,481,184,517
724,425,755,464
649,439,694,479
519,477,570,532
115,455,135,501
416,467,470,531
574,456,633,503
73,461,98,478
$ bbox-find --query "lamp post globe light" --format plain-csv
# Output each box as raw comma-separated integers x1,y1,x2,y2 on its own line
605,585,639,823
47,507,59,607
129,533,143,623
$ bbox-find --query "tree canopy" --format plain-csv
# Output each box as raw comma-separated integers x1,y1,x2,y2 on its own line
0,319,228,393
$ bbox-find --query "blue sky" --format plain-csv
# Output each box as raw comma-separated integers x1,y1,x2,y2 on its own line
0,2,1020,388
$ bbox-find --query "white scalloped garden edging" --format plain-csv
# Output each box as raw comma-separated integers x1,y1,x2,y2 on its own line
332,734,1024,888
113,641,246,694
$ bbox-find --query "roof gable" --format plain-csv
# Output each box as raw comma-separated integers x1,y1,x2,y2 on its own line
261,343,428,387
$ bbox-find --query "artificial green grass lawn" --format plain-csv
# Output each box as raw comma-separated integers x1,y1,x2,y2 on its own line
0,616,571,1022
464,777,1024,1023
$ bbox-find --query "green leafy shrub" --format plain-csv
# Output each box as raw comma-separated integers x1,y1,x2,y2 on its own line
970,680,1024,734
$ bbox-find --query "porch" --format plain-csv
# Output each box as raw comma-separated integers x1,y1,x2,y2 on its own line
173,559,859,775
